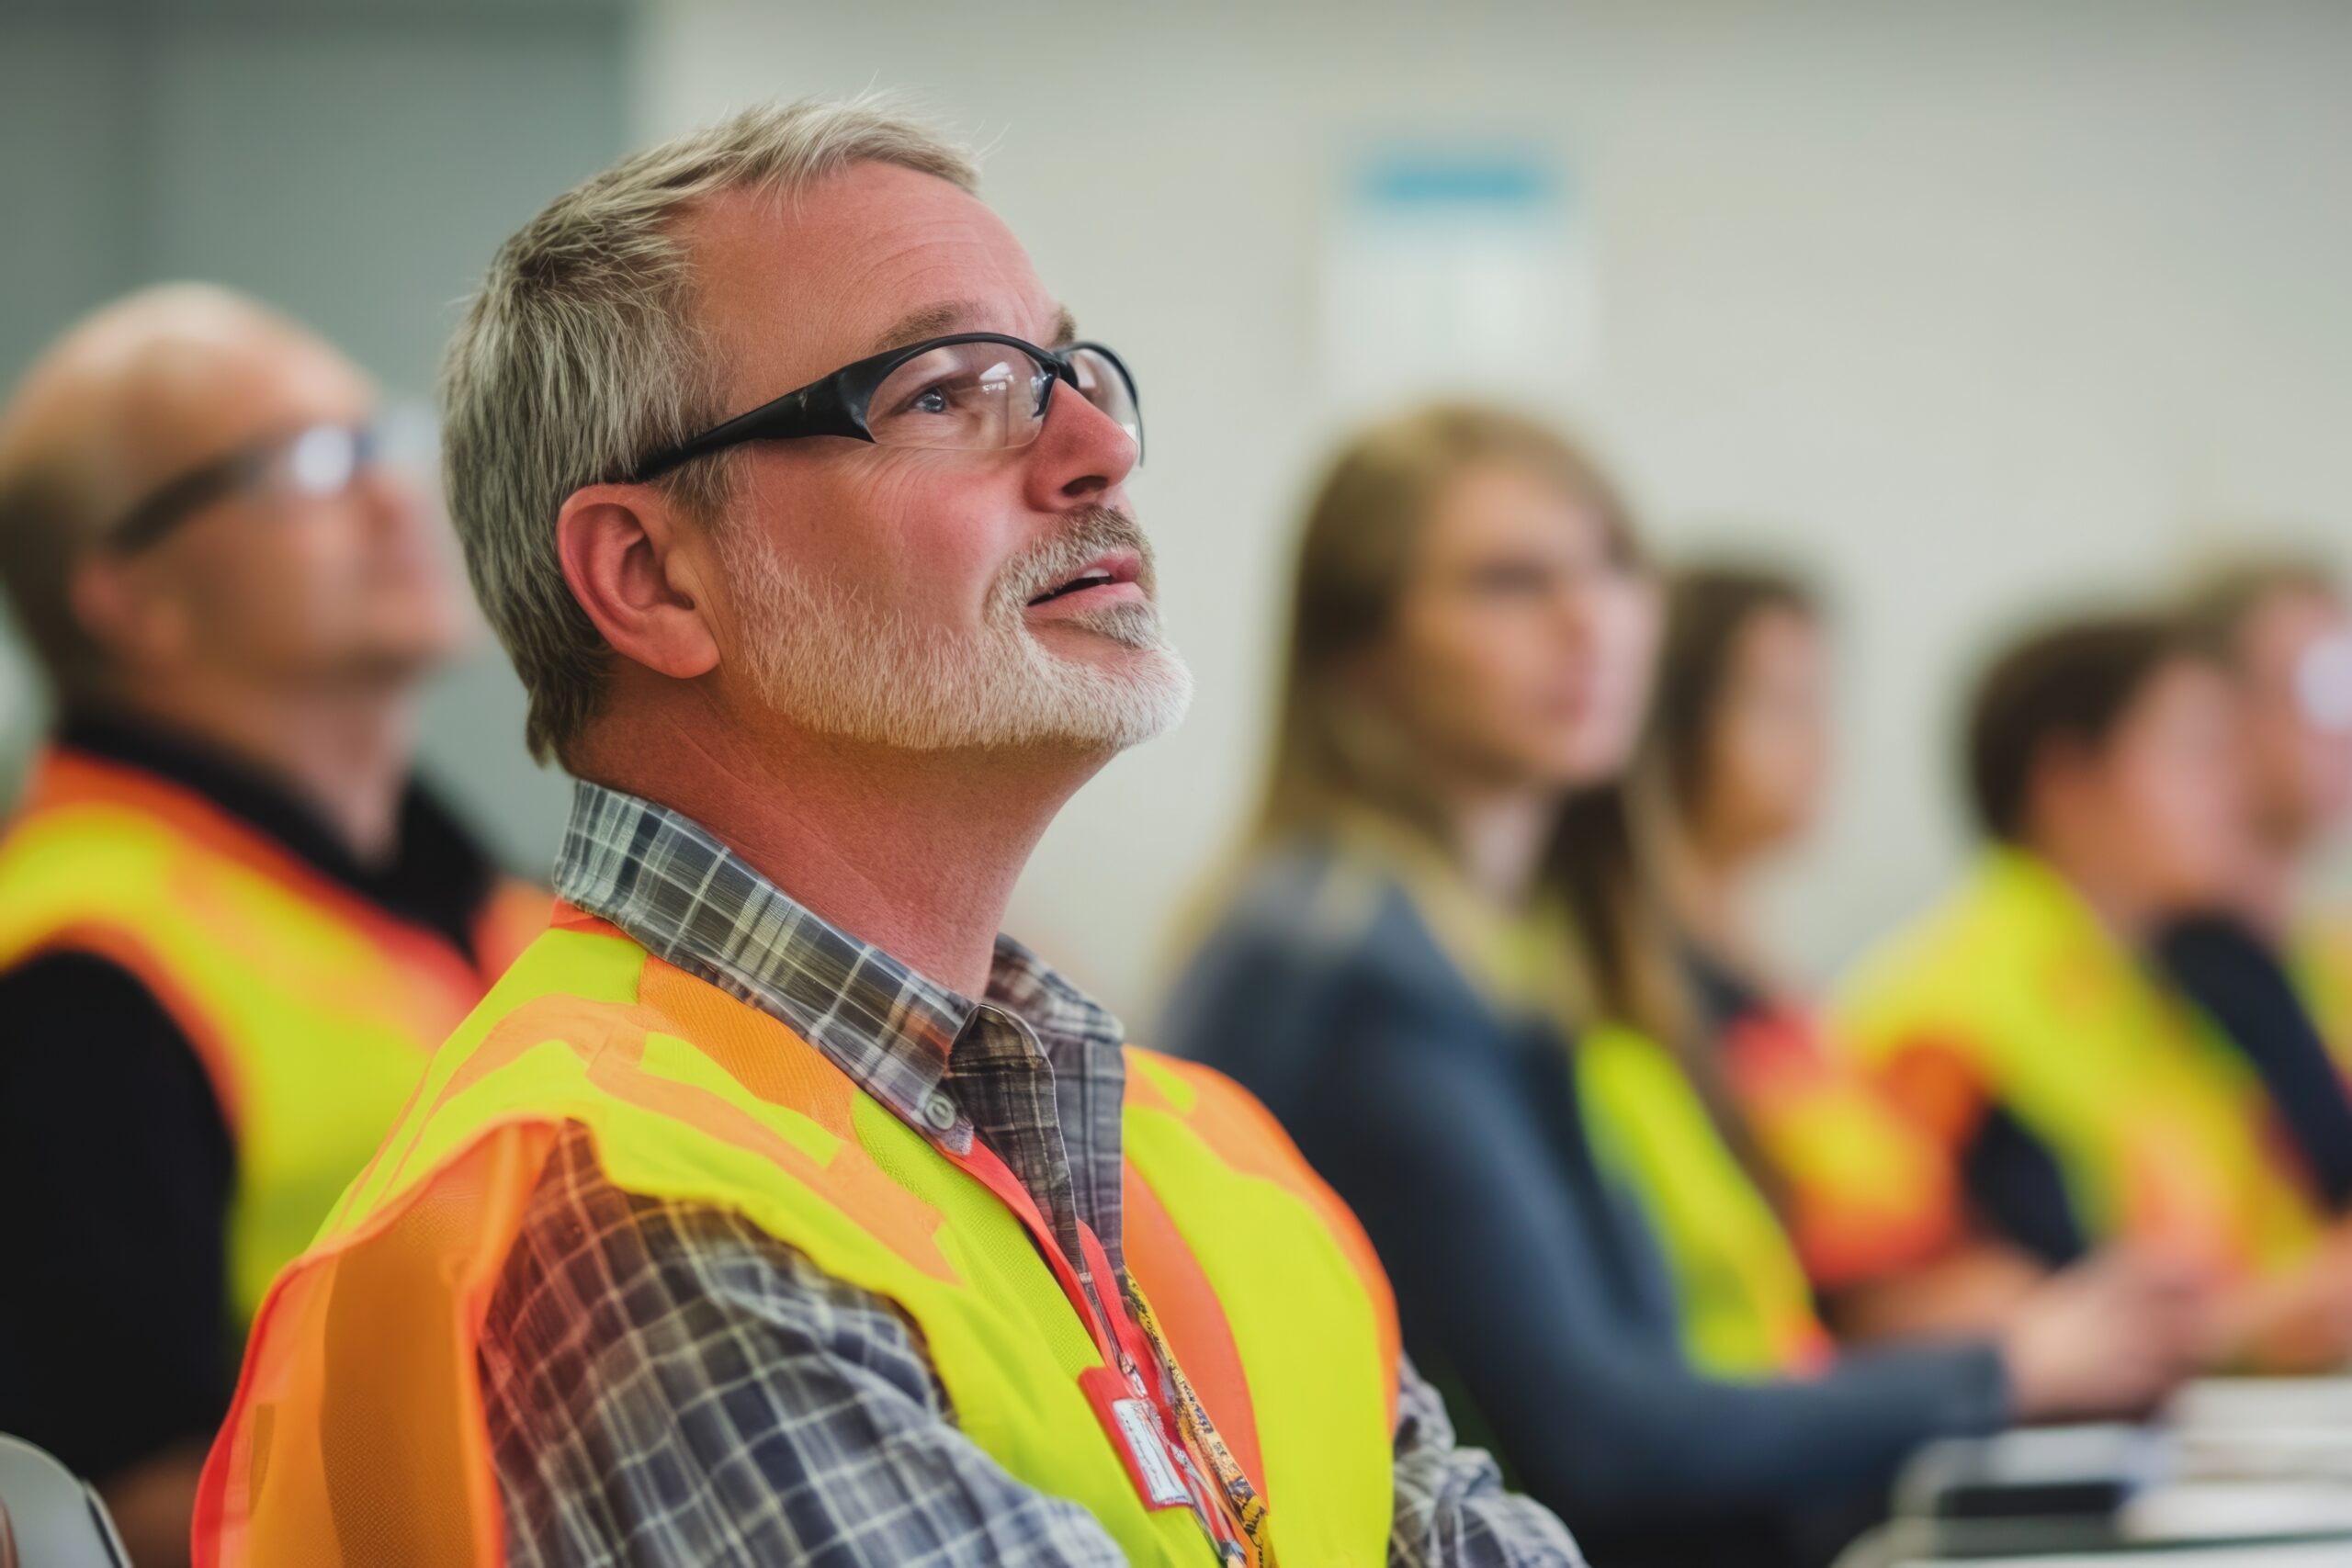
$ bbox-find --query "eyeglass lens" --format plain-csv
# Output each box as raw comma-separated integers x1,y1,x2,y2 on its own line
865,343,1137,451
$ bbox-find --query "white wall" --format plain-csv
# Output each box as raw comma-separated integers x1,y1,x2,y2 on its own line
632,0,2352,1028
0,0,628,866
9,6,2345,1016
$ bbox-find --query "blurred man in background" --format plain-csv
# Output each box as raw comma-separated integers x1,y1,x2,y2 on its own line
2154,559,2352,1216
0,285,542,1565
2188,559,2352,947
1834,613,2352,1370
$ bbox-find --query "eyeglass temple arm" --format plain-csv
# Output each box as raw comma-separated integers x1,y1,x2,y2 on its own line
109,452,259,551
630,378,870,483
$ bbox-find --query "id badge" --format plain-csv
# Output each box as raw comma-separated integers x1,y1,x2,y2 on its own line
1080,1364,1193,1509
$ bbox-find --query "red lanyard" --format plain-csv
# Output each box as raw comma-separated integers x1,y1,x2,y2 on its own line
941,1133,1249,1557
945,1136,1121,1353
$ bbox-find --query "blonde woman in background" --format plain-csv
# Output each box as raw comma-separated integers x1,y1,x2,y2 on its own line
1161,405,2200,1568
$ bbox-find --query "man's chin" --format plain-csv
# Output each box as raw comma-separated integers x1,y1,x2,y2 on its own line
1057,642,1195,749
321,634,466,692
1026,599,1168,651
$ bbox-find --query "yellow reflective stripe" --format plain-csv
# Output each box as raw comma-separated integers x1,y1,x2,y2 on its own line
326,925,646,1232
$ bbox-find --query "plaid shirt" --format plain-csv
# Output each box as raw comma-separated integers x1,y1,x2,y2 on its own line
481,779,1584,1566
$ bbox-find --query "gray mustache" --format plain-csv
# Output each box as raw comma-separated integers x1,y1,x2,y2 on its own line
999,507,1155,608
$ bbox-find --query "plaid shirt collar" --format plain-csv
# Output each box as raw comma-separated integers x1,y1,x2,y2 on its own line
550,778,1129,1157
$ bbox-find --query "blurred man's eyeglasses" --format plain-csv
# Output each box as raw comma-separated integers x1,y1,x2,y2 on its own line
2298,631,2352,733
107,407,436,552
624,333,1142,484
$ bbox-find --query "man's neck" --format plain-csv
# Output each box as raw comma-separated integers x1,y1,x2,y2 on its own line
2232,829,2307,940
581,703,1102,999
2029,838,2155,946
102,676,416,864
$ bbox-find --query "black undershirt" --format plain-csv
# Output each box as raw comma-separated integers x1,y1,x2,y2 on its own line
2157,910,2352,1211
1679,939,1770,1043
0,710,504,1483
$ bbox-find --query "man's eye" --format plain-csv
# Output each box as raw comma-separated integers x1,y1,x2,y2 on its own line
899,375,1002,417
1468,564,1552,595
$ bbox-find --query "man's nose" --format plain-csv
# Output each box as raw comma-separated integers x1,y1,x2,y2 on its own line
1022,378,1139,512
354,459,428,532
1549,576,1605,636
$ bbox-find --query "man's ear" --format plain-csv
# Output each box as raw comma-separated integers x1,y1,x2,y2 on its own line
67,550,186,674
556,483,721,682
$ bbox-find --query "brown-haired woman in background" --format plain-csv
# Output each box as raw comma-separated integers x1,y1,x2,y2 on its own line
1649,565,1828,1032
1160,406,2196,1568
1645,565,1978,1308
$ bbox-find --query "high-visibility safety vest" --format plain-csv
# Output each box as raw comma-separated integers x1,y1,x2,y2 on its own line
1721,1006,1963,1292
1832,848,2325,1278
194,909,1402,1568
0,746,544,1319
1574,1023,1835,1378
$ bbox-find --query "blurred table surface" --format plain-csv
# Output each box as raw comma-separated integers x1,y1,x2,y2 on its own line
1890,1547,2352,1568
2168,1379,2352,1433
1870,1380,2352,1568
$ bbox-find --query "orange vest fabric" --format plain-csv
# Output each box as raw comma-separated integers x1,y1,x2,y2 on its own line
1723,1005,1964,1290
1833,849,2324,1279
195,912,1402,1567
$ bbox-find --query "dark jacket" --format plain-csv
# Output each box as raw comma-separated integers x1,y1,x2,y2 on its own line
1161,840,2009,1568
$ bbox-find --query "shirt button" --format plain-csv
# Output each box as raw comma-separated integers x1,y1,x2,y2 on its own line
922,1090,959,1131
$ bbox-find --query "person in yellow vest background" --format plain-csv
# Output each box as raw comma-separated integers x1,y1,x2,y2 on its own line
1645,561,1971,1297
2148,558,2352,1240
1831,611,2352,1371
2171,558,2352,1066
1162,407,2199,1568
0,285,544,1566
1641,564,2222,1378
195,100,1582,1568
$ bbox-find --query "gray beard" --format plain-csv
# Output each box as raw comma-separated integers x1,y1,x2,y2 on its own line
718,511,1193,752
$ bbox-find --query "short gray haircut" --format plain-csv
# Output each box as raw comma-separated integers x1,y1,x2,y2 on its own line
441,97,980,764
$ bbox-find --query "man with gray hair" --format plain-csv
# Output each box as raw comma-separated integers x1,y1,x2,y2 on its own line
196,100,1582,1566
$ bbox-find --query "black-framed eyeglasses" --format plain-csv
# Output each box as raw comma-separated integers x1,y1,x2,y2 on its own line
107,413,431,552
624,333,1142,484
